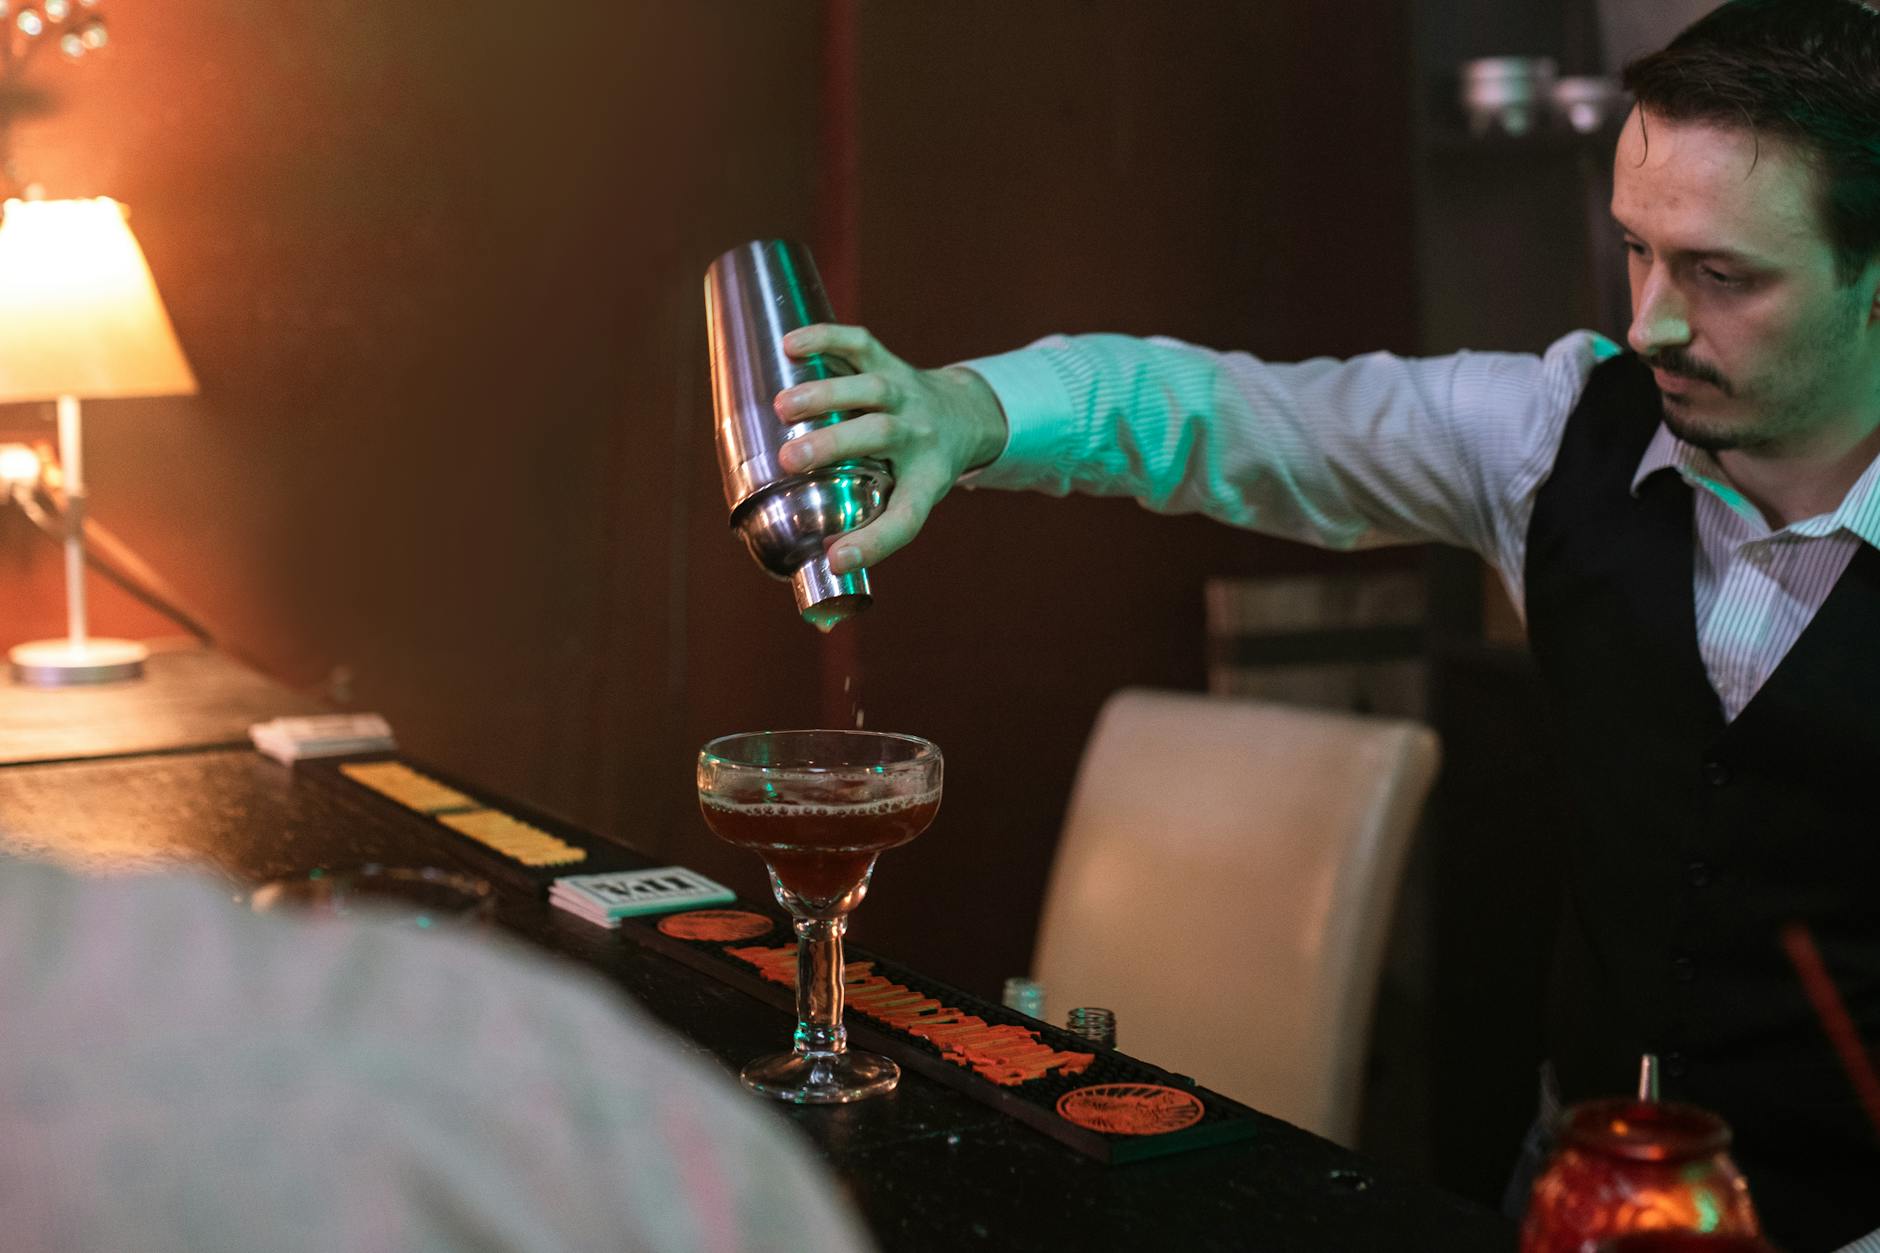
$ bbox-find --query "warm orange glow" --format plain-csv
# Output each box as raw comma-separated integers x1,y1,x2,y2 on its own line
1521,1100,1760,1253
0,197,198,402
0,442,40,485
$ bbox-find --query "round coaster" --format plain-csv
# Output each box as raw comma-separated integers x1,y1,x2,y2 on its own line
657,909,773,942
1056,1083,1205,1136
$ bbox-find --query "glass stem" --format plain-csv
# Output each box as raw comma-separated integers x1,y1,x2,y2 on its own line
793,915,848,1059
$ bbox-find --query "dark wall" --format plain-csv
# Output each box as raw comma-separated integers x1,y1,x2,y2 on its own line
0,2,1419,1000
1,0,831,872
838,2,1420,990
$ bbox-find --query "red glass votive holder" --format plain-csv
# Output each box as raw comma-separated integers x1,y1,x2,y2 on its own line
1520,1098,1761,1253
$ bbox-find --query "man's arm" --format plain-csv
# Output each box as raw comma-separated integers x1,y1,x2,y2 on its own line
776,322,1612,599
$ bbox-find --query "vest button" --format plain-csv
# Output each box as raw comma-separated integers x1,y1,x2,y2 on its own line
1672,954,1696,982
1685,861,1712,888
1701,760,1731,786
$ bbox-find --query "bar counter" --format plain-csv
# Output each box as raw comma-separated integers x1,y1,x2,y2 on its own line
0,648,1517,1252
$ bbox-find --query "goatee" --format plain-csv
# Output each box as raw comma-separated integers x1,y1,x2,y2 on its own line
1659,398,1780,455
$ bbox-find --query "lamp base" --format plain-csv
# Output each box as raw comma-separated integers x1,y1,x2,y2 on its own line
9,637,147,686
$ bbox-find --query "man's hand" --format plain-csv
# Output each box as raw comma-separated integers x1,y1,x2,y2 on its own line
773,323,1008,573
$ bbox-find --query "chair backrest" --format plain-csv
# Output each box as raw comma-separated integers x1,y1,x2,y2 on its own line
1031,687,1440,1146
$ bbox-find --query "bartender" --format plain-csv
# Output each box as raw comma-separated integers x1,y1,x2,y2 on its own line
768,0,1880,1248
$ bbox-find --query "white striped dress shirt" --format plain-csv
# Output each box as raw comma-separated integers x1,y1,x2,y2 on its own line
964,330,1880,722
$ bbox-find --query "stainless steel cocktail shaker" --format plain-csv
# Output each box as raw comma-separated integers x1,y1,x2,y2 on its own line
705,239,890,630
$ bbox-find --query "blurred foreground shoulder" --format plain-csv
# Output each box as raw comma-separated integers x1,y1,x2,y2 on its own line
0,854,875,1253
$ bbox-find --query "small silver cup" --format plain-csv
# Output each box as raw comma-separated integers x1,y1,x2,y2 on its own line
705,240,890,629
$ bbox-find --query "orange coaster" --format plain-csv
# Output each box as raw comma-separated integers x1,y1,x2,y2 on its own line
657,909,773,942
1056,1083,1205,1136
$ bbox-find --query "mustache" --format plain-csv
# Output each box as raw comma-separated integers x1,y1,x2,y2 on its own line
1644,348,1733,396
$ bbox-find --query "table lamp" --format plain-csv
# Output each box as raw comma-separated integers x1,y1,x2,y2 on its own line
0,196,198,685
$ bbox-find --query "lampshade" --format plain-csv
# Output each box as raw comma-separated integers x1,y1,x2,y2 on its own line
0,197,197,402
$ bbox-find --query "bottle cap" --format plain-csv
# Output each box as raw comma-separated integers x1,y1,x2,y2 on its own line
1066,1006,1117,1048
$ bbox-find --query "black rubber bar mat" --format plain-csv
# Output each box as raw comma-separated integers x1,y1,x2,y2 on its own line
304,753,1271,1163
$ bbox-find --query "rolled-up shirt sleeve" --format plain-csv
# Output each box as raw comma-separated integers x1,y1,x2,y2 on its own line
960,330,1615,608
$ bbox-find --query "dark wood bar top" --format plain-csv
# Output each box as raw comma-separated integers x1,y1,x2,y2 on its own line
0,650,1516,1252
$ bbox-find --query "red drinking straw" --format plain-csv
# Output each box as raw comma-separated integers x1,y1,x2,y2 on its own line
1778,922,1880,1141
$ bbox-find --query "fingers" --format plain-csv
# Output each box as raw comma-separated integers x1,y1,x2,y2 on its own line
772,323,947,569
774,372,897,424
825,468,943,573
776,411,897,473
781,323,903,375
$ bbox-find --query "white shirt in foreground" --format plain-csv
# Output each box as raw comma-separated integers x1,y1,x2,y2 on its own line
0,854,874,1253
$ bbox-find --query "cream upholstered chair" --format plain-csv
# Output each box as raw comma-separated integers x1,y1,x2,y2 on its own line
1031,687,1440,1147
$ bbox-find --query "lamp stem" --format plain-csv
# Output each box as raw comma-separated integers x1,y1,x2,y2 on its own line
6,391,145,685
56,394,88,647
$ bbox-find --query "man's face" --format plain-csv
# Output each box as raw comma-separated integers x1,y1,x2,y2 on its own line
1611,106,1880,456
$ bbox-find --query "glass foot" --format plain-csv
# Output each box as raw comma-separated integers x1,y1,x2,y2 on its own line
739,1050,900,1104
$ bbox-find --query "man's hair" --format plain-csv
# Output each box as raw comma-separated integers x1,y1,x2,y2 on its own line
1623,0,1880,285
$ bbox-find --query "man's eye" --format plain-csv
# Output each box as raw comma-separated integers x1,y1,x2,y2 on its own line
1700,266,1745,288
1622,239,1648,257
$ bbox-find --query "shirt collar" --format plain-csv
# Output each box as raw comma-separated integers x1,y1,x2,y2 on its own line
1630,423,1880,547
1629,423,1694,496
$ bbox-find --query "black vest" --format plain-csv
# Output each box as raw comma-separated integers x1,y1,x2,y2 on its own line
1526,352,1880,1251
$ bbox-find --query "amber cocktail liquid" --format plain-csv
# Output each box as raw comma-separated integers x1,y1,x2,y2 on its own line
699,792,940,904
697,730,943,1104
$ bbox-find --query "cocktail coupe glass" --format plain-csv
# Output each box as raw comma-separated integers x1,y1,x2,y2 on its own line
697,730,942,1103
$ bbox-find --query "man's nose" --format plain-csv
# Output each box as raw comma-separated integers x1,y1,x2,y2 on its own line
1628,270,1691,356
